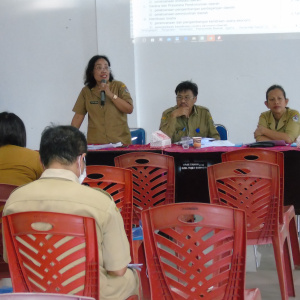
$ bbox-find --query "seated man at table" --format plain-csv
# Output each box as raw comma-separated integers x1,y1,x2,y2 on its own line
159,80,220,143
254,84,300,143
2,125,139,300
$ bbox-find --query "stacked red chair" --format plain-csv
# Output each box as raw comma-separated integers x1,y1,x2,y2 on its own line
208,160,297,300
141,202,261,300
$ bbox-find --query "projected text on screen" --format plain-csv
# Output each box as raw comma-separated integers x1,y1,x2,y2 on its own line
131,0,300,39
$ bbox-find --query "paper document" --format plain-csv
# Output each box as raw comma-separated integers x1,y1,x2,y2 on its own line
201,140,235,148
201,138,215,145
88,142,123,150
128,264,143,271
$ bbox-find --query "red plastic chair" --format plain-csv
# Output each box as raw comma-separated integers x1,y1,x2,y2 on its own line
141,203,261,300
3,211,138,300
0,183,18,278
207,160,296,300
114,152,175,224
114,152,175,299
222,148,300,267
3,212,99,299
82,165,133,258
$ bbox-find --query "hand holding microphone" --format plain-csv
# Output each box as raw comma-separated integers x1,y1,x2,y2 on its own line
100,79,106,106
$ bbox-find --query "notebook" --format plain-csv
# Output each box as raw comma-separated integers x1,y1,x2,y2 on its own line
247,140,286,147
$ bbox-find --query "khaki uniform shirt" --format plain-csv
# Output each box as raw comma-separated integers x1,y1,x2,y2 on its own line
0,145,43,186
3,169,139,300
257,108,300,142
159,105,220,143
73,81,133,145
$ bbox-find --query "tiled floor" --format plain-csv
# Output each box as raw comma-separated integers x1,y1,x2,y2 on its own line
246,244,300,299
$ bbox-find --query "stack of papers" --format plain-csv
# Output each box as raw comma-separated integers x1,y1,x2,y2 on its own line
88,142,123,150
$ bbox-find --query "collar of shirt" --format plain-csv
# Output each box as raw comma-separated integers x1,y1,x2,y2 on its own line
41,169,80,183
91,86,101,99
192,105,199,116
268,108,289,130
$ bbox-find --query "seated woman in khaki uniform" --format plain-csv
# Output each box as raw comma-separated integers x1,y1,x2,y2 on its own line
0,111,43,185
254,84,300,144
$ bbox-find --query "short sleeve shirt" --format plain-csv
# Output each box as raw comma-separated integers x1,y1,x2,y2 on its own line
72,80,133,144
159,105,220,143
0,145,44,186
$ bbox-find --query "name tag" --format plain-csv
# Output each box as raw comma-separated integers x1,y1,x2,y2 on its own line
90,101,99,104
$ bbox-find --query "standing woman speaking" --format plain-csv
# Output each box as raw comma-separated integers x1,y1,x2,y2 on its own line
71,55,133,144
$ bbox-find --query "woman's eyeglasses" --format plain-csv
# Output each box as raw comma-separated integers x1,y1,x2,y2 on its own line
94,66,111,72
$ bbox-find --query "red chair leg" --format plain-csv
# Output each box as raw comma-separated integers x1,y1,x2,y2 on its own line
133,240,151,300
272,237,295,300
283,238,296,297
288,215,300,267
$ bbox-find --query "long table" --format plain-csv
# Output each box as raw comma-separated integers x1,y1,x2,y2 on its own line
86,144,300,214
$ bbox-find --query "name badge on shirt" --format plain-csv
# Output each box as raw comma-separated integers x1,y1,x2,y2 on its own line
90,101,99,104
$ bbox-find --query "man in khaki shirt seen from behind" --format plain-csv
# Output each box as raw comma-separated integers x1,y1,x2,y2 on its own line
2,125,139,300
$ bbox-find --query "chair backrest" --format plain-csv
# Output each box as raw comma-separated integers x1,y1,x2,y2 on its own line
208,160,280,241
221,148,284,223
0,293,95,299
3,212,99,300
215,124,228,140
141,203,247,300
114,152,175,223
0,184,18,200
82,165,133,255
130,128,146,145
0,183,18,278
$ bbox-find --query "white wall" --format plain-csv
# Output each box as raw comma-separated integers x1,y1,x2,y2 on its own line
95,0,137,129
0,0,98,149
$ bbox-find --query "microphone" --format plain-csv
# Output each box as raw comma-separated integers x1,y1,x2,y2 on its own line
100,79,106,106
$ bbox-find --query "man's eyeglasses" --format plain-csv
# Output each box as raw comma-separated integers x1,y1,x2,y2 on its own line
176,96,195,102
94,66,111,72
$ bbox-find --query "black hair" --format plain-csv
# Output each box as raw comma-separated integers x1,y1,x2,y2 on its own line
0,112,26,147
175,80,198,97
266,84,286,101
84,55,114,89
40,125,87,168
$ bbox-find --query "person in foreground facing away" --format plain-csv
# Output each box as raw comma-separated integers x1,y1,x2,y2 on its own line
2,125,139,300
254,84,300,143
159,80,220,143
71,55,133,145
0,111,43,186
